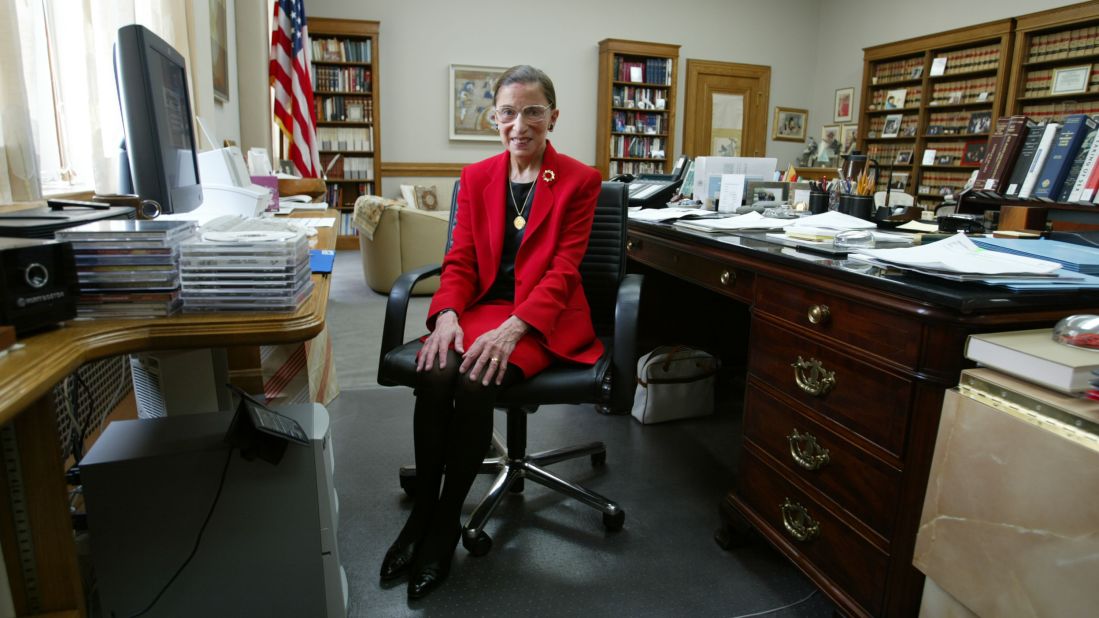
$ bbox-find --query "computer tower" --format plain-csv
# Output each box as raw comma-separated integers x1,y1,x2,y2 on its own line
129,349,232,418
80,404,346,617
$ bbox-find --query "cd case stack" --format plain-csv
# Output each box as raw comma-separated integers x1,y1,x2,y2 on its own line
54,220,198,318
180,229,313,312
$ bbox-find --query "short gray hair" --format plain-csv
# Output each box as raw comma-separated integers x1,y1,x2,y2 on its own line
493,65,556,109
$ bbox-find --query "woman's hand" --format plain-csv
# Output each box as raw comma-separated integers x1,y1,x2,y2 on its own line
461,315,529,385
417,311,464,372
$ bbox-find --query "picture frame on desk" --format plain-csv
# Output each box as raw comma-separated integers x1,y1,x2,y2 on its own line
772,106,808,142
449,64,505,141
1051,64,1091,95
834,87,854,123
746,180,787,204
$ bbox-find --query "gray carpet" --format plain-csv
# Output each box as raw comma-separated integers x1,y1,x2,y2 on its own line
325,251,835,616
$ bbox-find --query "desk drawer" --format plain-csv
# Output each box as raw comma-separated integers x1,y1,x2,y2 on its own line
749,317,914,457
738,448,888,616
754,276,922,369
627,234,752,303
744,382,900,542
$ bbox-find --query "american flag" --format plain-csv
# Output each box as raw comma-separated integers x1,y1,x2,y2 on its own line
270,0,321,178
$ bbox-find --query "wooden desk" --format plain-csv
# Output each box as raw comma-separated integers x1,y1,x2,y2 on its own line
626,221,1099,618
0,212,335,616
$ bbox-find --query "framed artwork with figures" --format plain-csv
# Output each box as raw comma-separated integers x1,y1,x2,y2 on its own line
772,106,808,142
449,64,506,141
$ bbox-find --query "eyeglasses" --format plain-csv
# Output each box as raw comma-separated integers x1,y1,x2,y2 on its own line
493,105,552,124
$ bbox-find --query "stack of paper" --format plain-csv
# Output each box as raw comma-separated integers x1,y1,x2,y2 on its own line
628,207,708,222
672,211,795,232
784,211,877,234
849,233,1062,278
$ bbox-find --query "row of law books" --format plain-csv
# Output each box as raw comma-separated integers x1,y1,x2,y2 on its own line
975,113,1099,203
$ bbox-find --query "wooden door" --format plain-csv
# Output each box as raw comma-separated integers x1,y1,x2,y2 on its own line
683,60,770,158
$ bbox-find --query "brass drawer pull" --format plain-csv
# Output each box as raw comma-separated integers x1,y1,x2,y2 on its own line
791,356,835,396
781,498,820,542
807,304,830,325
787,429,830,470
626,239,635,252
720,270,735,286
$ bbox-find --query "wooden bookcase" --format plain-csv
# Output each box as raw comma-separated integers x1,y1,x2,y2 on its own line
1006,1,1099,124
953,1,1099,229
307,17,381,250
596,39,680,179
859,20,1013,210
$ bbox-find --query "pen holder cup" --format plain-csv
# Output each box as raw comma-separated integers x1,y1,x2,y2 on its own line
840,195,874,220
808,192,829,214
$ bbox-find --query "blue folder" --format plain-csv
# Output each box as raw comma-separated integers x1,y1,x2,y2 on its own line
974,238,1099,274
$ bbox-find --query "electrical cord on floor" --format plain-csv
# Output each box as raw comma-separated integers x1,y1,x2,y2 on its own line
729,589,820,618
121,447,235,618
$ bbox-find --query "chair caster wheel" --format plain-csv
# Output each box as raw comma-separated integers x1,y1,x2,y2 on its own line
463,530,492,556
591,451,607,466
399,473,416,498
603,509,625,531
508,478,525,494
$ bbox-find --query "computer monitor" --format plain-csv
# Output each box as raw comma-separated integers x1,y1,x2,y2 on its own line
114,24,203,215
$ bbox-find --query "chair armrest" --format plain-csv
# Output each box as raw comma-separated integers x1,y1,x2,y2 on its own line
609,273,644,414
379,263,442,372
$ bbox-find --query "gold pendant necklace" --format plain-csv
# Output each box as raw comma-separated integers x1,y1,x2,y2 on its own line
508,180,534,230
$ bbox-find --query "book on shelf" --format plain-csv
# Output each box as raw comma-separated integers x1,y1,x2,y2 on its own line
965,328,1099,394
1063,124,1099,202
1017,122,1061,199
1004,121,1047,196
1034,114,1096,200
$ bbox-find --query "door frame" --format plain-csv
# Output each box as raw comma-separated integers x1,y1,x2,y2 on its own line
682,59,771,158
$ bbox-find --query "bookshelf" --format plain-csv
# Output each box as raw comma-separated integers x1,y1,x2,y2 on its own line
596,39,680,179
956,2,1099,230
859,20,1013,209
1007,2,1099,125
307,17,380,250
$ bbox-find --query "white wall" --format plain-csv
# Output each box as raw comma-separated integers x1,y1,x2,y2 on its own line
308,0,822,169
808,0,1084,155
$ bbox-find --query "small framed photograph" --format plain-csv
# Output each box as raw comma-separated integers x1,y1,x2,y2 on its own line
818,125,841,164
947,91,964,105
746,180,788,204
937,154,954,165
895,150,913,164
890,172,909,191
922,149,938,165
927,125,944,136
1051,64,1091,95
840,124,858,155
834,87,854,123
882,114,903,138
967,111,992,134
962,140,987,166
346,103,364,122
884,88,907,109
910,66,924,80
772,106,808,142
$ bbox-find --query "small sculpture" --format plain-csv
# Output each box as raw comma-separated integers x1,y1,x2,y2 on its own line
798,137,818,167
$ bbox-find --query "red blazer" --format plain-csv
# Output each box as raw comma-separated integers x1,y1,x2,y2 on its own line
428,142,604,365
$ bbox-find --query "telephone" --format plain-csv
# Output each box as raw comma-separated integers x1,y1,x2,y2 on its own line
614,155,691,209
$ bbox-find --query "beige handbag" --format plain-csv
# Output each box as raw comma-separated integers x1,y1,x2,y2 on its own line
631,346,720,424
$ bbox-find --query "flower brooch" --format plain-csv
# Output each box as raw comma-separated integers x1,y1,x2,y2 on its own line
542,169,556,184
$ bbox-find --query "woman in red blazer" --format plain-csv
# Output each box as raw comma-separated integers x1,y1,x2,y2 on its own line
379,65,603,599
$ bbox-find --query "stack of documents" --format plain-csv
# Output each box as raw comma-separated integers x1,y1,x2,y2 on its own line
628,207,709,222
673,211,794,232
848,233,1072,285
768,211,912,247
972,238,1099,274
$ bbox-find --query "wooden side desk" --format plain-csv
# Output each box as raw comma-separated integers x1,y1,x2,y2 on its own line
0,212,335,616
626,220,1099,618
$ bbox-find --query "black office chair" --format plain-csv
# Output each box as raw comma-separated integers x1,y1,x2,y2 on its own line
377,181,641,556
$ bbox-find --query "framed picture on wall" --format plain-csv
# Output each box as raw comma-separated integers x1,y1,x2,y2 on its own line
210,0,229,101
834,87,854,123
772,106,808,142
449,64,506,141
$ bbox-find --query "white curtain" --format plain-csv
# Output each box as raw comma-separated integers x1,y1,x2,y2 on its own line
0,0,42,202
0,0,195,201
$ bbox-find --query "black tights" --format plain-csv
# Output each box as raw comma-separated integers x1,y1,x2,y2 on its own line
399,350,523,561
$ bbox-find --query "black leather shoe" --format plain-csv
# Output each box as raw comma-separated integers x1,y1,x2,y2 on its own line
379,539,417,582
407,562,449,599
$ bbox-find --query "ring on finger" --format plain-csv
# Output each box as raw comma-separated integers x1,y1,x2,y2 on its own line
490,357,500,364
